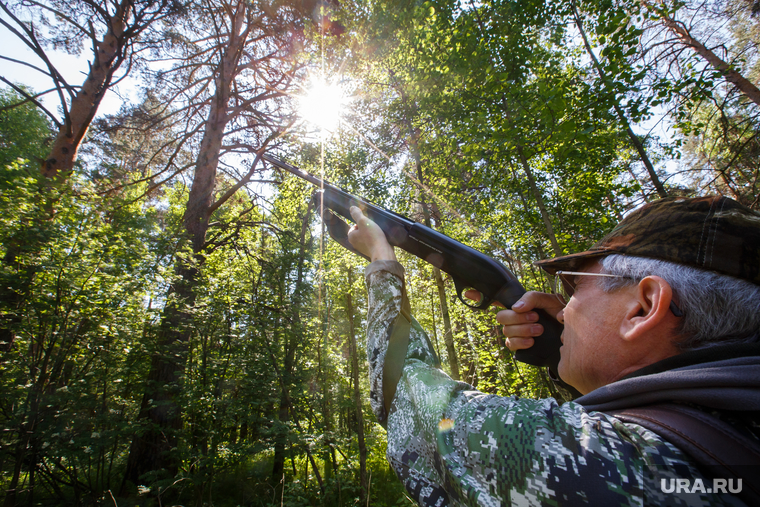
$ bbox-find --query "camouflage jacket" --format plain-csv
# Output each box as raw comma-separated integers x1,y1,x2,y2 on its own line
364,261,755,507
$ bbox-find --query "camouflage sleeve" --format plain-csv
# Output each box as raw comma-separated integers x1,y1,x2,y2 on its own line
364,260,441,424
364,261,742,507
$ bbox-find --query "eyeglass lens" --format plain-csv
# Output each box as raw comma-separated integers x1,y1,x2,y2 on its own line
554,272,574,304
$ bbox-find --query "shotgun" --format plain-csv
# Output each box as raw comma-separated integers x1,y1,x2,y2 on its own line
262,154,563,370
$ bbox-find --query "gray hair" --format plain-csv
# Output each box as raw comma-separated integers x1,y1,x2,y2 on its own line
598,254,760,350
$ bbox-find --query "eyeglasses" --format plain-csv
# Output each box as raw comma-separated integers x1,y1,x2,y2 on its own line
553,270,684,317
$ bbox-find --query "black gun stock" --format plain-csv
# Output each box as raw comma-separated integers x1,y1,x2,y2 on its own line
262,154,563,370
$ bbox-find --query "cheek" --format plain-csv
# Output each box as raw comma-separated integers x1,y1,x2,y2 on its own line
559,308,604,393
561,300,607,360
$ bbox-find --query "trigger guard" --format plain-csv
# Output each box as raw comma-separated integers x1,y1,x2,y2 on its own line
454,279,491,310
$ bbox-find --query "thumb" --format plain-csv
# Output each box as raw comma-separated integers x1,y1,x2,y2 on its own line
511,294,529,311
349,205,366,224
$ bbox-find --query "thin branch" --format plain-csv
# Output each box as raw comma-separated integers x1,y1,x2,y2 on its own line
0,76,62,126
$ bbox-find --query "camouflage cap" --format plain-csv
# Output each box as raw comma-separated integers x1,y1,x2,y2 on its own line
534,196,760,285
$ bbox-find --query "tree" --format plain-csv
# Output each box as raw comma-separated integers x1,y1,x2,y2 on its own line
622,0,760,203
344,267,368,502
0,0,180,181
643,0,760,108
120,0,310,492
571,0,668,198
0,165,161,506
0,87,53,354
6,0,756,504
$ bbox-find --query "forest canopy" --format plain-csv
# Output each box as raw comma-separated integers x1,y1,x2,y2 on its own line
1,0,758,505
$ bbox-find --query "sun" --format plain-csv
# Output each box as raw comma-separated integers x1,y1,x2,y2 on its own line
298,77,347,135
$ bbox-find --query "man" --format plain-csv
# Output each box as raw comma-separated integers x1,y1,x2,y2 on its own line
346,196,760,506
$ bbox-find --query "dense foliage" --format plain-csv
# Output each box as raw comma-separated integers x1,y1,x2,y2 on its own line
1,0,757,505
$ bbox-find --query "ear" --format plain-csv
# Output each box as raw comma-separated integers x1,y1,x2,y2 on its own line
620,276,674,342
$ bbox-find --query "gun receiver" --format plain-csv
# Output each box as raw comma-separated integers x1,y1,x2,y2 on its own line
262,154,563,370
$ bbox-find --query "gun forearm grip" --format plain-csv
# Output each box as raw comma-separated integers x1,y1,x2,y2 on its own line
513,309,563,370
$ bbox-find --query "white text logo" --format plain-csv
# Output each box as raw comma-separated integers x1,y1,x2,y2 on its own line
660,478,742,495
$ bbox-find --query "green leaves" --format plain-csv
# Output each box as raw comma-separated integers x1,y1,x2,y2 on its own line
0,88,52,169
3,0,756,503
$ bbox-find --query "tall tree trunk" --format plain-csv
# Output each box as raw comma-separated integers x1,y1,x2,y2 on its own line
272,199,314,491
428,291,441,358
345,270,368,503
318,208,337,479
121,284,196,488
319,287,337,479
455,318,476,385
120,8,246,492
433,269,459,379
271,351,291,484
317,342,335,479
414,170,460,379
571,0,668,198
4,434,31,507
398,95,461,379
271,290,297,487
515,146,563,257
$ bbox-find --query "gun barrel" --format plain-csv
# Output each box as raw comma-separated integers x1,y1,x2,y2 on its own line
261,154,329,188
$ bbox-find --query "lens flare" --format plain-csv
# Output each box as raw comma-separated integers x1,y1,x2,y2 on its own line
298,77,347,135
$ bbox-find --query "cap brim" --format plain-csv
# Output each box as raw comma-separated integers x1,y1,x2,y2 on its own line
533,248,615,275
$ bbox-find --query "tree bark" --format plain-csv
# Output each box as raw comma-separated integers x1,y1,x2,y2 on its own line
433,269,460,380
41,0,133,180
271,355,291,485
345,270,368,503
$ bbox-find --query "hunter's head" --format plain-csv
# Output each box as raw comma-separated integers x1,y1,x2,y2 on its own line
536,196,760,394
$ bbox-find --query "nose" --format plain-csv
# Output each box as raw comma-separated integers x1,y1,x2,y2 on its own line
556,308,565,325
